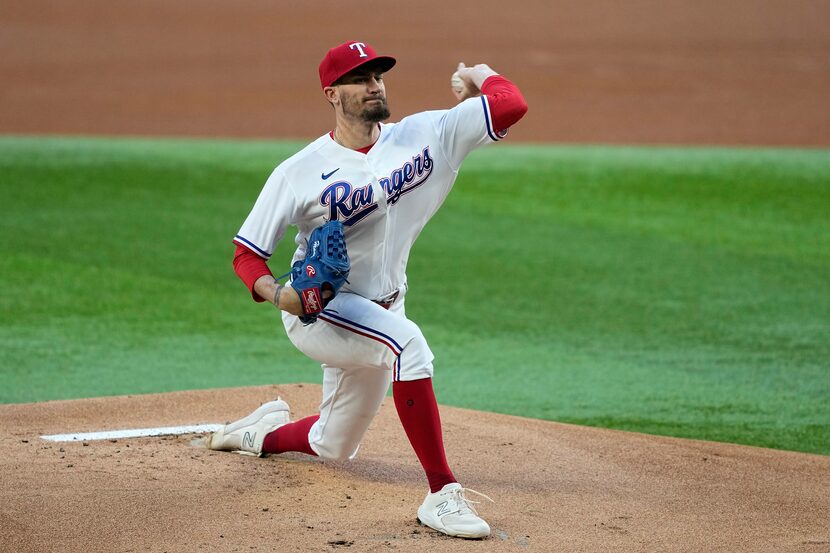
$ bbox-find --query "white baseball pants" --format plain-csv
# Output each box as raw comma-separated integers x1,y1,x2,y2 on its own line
281,290,434,460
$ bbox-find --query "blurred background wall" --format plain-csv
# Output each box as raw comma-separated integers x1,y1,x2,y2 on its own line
2,0,828,145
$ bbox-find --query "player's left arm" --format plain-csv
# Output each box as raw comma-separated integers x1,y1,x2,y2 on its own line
433,63,528,170
454,62,528,134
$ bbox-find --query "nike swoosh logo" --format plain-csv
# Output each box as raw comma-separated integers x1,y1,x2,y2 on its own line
321,168,340,180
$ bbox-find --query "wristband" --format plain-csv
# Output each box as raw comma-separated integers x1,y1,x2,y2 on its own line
273,283,283,308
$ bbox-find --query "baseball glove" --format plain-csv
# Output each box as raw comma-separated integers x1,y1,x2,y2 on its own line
289,220,350,324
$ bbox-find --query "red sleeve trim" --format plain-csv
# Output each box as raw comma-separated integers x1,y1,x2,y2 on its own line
480,75,528,134
233,243,273,303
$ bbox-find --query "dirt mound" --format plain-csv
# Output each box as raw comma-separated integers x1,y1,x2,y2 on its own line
1,384,827,552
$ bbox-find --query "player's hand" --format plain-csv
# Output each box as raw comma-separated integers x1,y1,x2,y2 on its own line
253,275,333,317
277,284,303,315
277,286,333,316
452,63,498,101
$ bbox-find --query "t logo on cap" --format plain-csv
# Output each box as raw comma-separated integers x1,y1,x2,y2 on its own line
349,42,368,58
318,41,397,88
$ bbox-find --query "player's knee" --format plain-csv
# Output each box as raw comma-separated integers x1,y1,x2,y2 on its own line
309,403,379,461
316,446,353,462
313,439,361,461
397,325,434,380
399,320,429,353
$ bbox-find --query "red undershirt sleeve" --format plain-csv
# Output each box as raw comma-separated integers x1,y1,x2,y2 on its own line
233,243,274,303
480,75,528,134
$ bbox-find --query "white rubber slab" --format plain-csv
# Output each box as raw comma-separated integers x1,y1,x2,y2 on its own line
41,424,223,442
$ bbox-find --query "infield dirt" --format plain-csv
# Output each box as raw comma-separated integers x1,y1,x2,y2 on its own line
2,384,829,553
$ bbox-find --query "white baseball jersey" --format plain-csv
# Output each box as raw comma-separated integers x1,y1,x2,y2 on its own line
234,95,505,301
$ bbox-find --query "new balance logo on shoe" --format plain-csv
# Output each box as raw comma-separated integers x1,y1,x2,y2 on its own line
436,501,452,518
243,431,256,449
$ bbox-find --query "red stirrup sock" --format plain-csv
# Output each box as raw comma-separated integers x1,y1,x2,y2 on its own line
262,414,320,456
393,378,456,493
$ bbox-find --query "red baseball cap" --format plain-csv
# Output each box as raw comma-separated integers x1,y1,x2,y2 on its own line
318,41,396,88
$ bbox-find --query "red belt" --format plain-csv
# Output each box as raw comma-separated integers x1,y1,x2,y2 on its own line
373,290,399,310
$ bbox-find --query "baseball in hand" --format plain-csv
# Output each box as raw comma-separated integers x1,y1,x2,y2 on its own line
451,71,464,93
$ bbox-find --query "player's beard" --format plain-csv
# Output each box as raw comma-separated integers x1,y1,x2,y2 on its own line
363,100,391,123
342,91,390,123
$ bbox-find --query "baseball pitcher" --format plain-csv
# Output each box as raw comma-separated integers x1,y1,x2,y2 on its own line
208,40,527,539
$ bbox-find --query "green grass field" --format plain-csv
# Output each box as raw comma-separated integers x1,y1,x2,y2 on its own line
1,136,828,455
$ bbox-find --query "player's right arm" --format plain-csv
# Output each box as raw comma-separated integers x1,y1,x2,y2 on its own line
255,274,304,315
233,247,303,315
232,167,305,316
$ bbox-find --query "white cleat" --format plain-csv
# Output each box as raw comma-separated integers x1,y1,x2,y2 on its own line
206,398,290,456
417,483,493,539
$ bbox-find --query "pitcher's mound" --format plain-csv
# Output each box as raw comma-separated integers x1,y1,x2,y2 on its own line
1,384,828,552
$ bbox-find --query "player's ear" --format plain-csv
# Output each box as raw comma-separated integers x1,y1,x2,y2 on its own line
323,86,339,106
